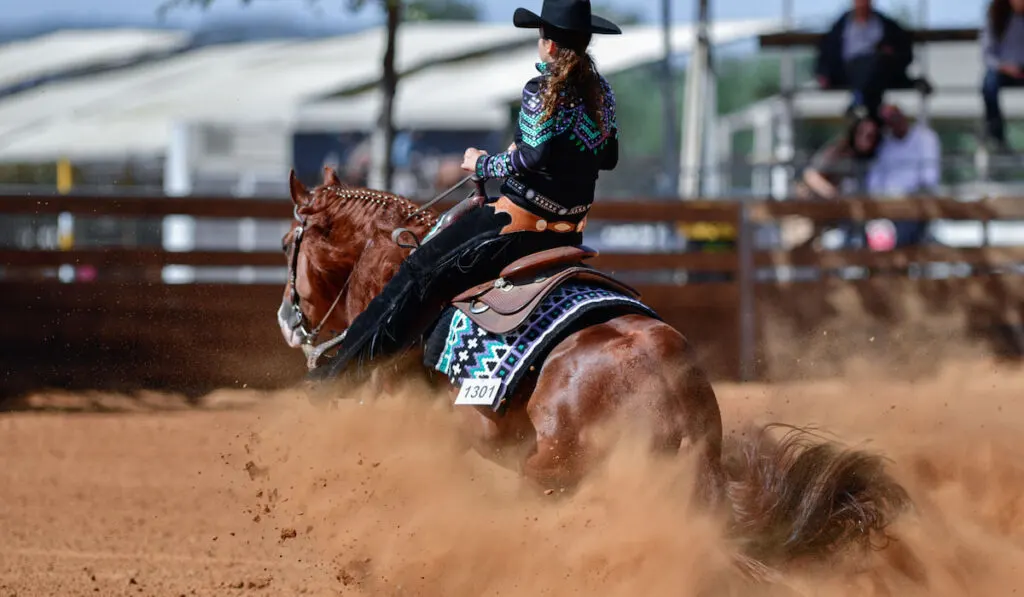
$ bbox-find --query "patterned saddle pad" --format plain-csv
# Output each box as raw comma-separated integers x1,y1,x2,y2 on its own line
423,280,659,413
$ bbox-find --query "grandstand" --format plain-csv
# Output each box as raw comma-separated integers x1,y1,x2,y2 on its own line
721,37,1024,199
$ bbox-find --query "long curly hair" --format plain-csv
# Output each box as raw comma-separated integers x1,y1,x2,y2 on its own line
538,26,609,136
843,110,883,161
989,0,1013,41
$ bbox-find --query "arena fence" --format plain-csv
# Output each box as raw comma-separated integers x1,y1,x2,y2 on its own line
3,193,1024,400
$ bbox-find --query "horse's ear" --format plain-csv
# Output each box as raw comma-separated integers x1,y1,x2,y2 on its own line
323,166,341,187
289,169,309,207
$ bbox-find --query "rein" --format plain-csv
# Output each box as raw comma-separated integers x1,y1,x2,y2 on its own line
392,174,474,249
406,173,473,222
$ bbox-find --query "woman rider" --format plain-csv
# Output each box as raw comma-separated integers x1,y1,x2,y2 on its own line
311,0,622,381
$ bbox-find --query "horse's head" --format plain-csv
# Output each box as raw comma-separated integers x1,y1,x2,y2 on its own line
277,167,436,360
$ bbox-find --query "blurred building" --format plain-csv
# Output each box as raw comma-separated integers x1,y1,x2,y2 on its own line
0,19,779,200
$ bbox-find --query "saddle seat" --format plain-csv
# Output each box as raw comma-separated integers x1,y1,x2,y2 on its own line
451,245,642,335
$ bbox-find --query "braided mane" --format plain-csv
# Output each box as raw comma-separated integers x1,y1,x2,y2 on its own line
293,177,441,320
298,183,439,232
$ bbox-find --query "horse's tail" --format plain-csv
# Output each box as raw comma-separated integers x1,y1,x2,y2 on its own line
721,424,911,566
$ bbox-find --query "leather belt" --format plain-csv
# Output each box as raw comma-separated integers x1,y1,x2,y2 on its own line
491,196,587,235
502,178,590,218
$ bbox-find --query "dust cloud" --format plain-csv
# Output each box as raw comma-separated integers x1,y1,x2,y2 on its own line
238,360,1024,596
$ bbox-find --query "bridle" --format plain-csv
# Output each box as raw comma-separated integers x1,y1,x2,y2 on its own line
279,175,481,372
279,203,353,372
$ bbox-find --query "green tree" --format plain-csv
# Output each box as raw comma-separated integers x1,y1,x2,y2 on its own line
161,0,480,191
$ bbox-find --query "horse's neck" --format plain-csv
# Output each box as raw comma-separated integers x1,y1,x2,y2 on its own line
331,203,435,319
364,240,410,294
341,228,416,318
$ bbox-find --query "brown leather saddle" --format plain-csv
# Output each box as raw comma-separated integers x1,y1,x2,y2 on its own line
450,245,642,335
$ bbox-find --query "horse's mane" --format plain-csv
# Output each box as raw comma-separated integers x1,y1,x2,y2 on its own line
299,183,438,233
296,182,440,312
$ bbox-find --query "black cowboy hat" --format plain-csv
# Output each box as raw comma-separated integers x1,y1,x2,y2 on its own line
513,0,623,36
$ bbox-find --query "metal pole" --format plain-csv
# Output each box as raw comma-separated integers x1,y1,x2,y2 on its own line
661,0,679,196
780,0,794,84
704,70,719,195
702,0,717,196
678,0,710,198
917,0,930,129
775,0,795,200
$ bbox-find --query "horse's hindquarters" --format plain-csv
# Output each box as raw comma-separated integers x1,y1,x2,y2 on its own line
517,314,724,490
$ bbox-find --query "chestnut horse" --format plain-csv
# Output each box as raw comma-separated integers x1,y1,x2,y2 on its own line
279,168,909,567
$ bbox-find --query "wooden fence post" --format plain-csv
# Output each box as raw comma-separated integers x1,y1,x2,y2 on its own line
737,199,756,381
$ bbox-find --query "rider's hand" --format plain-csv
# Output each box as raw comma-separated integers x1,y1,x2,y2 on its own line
461,148,488,172
507,142,517,152
1001,63,1024,78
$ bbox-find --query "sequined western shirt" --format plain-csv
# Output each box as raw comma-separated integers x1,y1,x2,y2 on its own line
474,62,619,221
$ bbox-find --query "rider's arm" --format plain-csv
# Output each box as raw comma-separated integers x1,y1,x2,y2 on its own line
599,80,619,171
802,141,845,199
475,78,552,179
600,131,619,171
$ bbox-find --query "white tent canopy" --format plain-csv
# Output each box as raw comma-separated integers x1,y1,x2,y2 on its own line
0,29,190,91
0,23,534,161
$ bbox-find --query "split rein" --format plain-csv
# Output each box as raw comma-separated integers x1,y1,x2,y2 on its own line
295,175,484,371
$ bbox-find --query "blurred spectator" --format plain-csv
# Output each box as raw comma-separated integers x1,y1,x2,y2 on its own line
799,109,882,200
793,110,883,250
982,0,1024,152
867,104,941,247
814,0,932,118
866,104,941,196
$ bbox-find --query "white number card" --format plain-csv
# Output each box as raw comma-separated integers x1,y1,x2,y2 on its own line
454,378,502,407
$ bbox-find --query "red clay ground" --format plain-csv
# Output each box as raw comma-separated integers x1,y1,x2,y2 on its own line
4,360,1024,596
0,408,339,596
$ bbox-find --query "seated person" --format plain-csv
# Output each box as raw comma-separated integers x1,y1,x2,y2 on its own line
814,0,932,118
800,109,882,200
866,103,941,196
982,0,1024,152
866,104,941,247
794,110,883,250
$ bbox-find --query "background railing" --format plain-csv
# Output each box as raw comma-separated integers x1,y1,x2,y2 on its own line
4,193,1024,400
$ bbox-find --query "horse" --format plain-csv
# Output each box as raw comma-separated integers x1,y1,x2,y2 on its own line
277,167,910,567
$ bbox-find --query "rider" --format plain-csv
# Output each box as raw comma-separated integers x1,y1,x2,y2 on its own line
310,0,622,381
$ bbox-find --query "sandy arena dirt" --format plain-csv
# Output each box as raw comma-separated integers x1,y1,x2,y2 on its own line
4,359,1024,596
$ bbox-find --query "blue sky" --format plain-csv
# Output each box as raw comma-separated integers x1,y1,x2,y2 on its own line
4,0,984,29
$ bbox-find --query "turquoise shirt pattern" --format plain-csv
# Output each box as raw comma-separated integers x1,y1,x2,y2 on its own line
475,62,619,181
